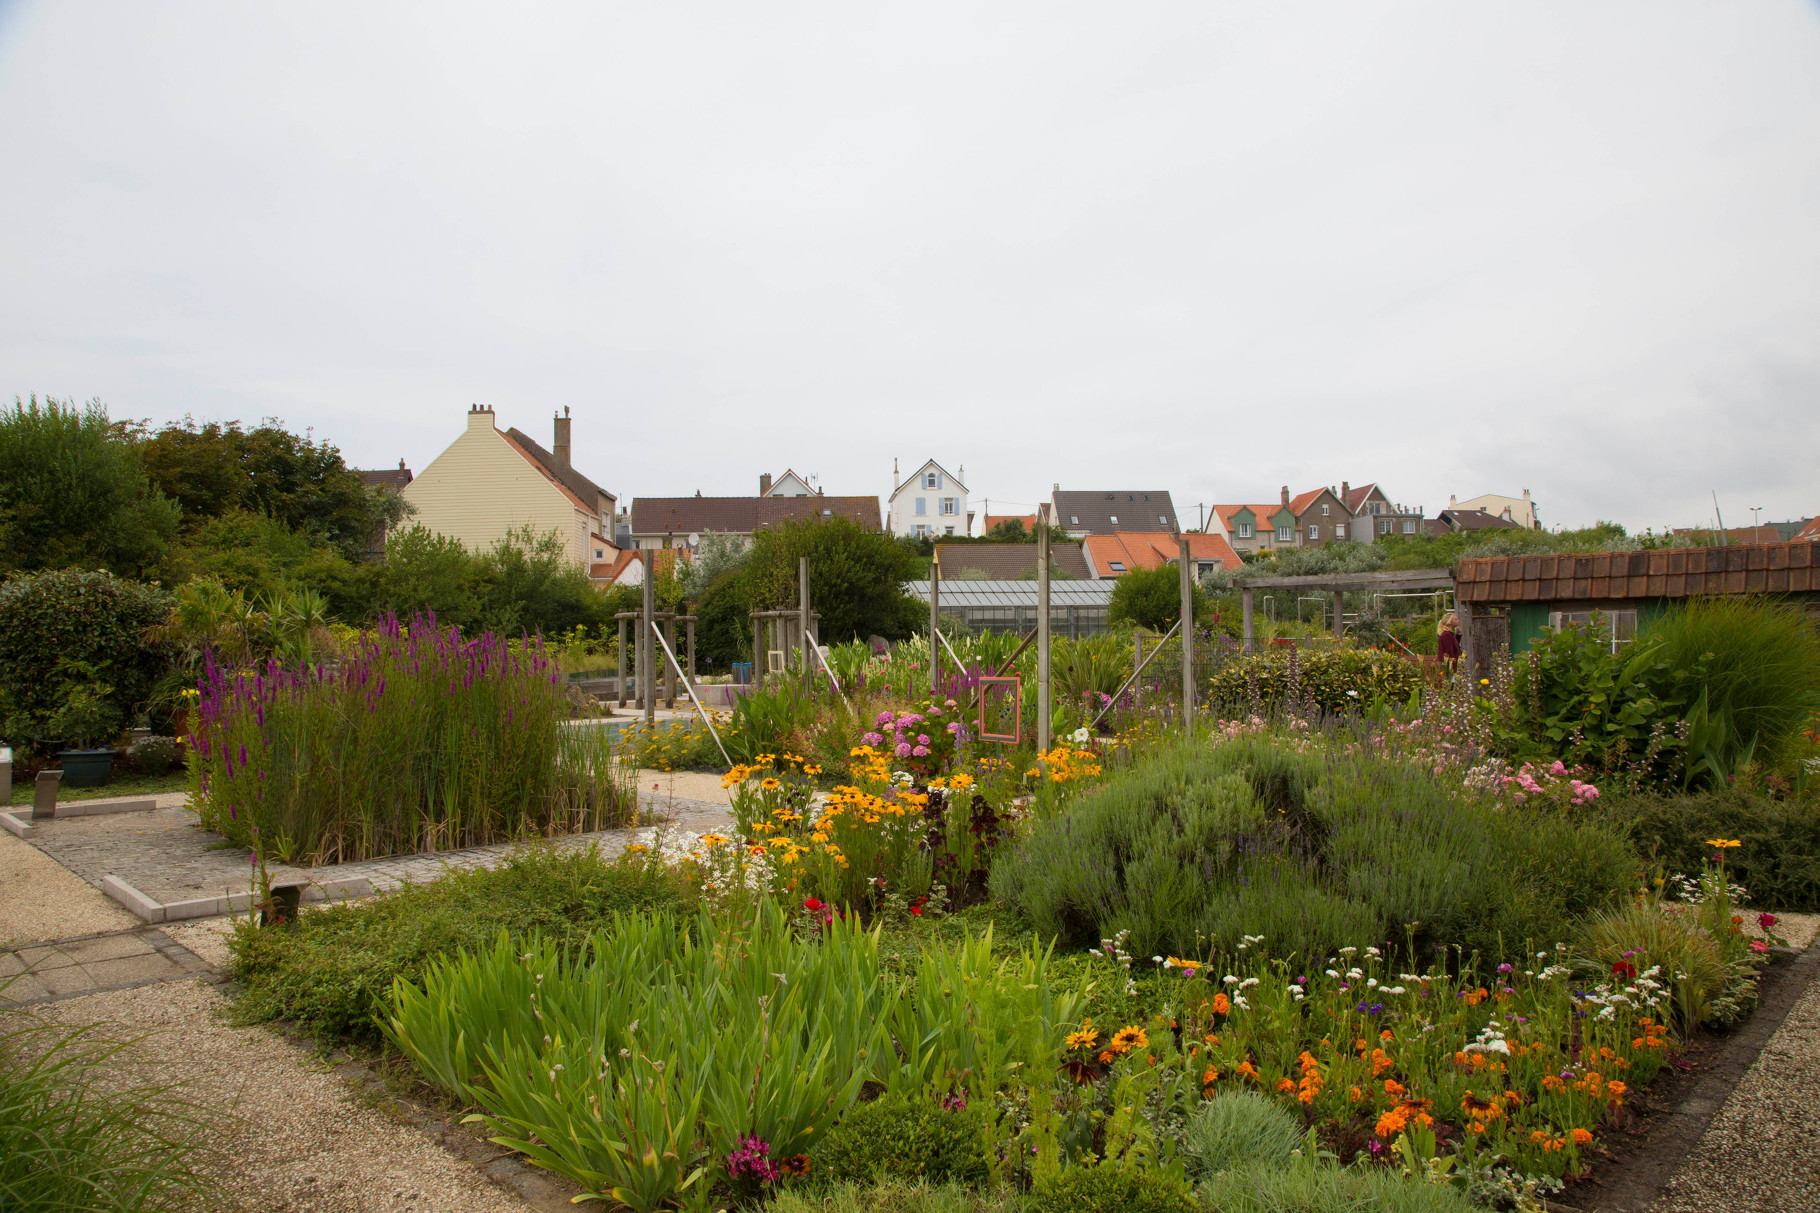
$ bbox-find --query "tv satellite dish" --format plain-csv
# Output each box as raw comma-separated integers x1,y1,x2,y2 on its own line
687,532,700,548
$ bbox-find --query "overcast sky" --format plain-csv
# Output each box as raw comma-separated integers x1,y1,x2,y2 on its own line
2,2,1816,533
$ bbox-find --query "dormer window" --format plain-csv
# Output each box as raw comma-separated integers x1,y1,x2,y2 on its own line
925,471,940,489
1238,523,1253,539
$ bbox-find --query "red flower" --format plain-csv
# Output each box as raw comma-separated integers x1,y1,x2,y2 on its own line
1759,912,1777,930
1611,960,1636,979
910,905,923,916
803,898,823,912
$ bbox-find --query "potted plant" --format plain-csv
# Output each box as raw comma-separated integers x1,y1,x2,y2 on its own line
49,681,124,788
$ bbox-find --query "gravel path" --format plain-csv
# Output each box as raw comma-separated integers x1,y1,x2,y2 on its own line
30,978,536,1213
1650,951,1820,1212
0,829,139,945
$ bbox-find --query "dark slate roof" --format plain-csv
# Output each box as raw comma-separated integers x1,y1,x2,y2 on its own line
1439,508,1525,533
932,542,1092,580
1052,489,1179,534
505,427,616,510
630,495,880,536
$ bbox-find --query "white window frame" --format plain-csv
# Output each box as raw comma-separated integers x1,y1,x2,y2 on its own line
925,471,940,489
1276,525,1293,542
1321,504,1329,516
1108,561,1125,572
1379,519,1392,535
1308,525,1319,541
1335,524,1346,539
1402,519,1416,534
1109,514,1119,525
1238,522,1253,539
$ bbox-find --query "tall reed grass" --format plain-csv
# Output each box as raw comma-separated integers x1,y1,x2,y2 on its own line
188,613,635,865
1643,596,1820,768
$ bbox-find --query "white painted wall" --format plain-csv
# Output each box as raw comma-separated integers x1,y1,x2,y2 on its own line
887,460,969,538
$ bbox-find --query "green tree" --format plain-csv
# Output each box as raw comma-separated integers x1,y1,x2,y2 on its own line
138,417,408,560
0,396,180,576
694,518,920,669
1108,564,1206,632
160,509,365,617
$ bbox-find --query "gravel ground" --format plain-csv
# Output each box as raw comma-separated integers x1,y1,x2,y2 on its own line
0,829,139,945
32,977,534,1213
1651,953,1820,1212
634,767,733,806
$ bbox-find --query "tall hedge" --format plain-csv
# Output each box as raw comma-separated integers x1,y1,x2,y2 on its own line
0,570,174,751
1205,647,1423,714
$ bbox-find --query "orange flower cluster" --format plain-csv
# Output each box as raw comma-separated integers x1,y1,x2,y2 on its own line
1295,1051,1323,1105
1375,1098,1436,1141
1633,1017,1670,1051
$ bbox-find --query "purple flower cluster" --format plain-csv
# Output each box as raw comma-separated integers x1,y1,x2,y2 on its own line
725,1135,778,1183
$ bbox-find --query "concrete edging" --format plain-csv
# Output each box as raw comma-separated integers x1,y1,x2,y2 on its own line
0,810,34,839
101,874,378,925
49,796,160,819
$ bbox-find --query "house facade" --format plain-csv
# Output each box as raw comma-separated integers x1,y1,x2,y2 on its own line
1339,482,1425,541
1043,487,1180,537
354,459,413,559
1212,482,1425,555
401,405,616,570
761,470,816,497
888,459,971,538
1211,498,1298,557
1449,490,1540,531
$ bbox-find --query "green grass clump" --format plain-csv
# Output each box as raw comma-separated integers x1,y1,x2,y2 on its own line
1179,1091,1304,1179
225,842,693,1046
1199,1159,1479,1212
0,1013,212,1211
991,734,1635,961
1027,1163,1199,1213
764,1182,1023,1213
813,1092,993,1187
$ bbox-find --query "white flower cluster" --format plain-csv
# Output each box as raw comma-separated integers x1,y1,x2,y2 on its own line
1462,1022,1510,1054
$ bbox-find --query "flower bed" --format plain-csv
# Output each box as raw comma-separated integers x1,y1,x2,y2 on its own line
187,614,634,864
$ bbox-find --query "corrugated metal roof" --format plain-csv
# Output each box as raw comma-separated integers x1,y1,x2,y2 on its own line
906,580,1114,606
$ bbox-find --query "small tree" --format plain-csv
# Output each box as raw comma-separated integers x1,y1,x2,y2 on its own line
1108,565,1205,632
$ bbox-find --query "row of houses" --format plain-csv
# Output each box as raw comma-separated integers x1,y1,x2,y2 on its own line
360,405,1552,589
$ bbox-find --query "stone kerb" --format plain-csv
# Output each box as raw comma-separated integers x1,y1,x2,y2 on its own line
102,874,378,925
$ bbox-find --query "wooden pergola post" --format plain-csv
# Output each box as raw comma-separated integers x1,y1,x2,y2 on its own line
616,614,628,707
1241,588,1256,653
1179,535,1194,734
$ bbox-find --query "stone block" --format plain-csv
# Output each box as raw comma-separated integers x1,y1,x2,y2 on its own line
0,811,33,839
53,797,158,818
102,875,165,924
161,891,252,922
32,770,61,820
308,876,376,903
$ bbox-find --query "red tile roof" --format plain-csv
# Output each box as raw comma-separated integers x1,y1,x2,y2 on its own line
1340,482,1380,513
1212,504,1290,534
983,513,1039,533
1796,518,1820,542
1083,531,1243,578
1455,542,1820,603
1286,489,1326,515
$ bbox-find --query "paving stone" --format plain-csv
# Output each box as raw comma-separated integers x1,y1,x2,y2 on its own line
60,933,156,964
84,952,185,986
0,972,52,1003
35,964,99,996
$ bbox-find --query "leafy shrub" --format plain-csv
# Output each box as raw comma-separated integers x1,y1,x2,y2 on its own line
1643,597,1820,771
1597,790,1820,911
1179,1091,1303,1178
1205,648,1423,715
813,1092,992,1186
225,843,692,1046
0,570,174,753
0,1011,212,1211
128,736,185,778
1199,1159,1478,1213
1027,1163,1198,1213
991,735,1635,961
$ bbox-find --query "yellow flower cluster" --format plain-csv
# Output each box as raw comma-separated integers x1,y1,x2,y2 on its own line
1024,747,1104,785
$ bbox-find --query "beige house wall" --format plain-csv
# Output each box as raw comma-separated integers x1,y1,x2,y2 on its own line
401,408,595,567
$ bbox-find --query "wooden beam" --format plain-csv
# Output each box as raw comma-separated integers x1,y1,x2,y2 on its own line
1233,568,1455,590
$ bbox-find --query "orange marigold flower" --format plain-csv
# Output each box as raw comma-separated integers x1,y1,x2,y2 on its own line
1383,1079,1407,1099
1211,993,1231,1016
1571,1128,1593,1146
1348,1086,1364,1103
1276,1078,1296,1093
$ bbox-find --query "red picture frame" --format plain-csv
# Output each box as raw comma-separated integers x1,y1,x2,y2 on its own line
976,676,1022,744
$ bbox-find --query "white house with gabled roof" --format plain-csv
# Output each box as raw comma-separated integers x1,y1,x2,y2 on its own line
887,458,972,538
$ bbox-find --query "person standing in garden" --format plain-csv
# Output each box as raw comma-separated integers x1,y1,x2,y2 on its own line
1437,611,1463,669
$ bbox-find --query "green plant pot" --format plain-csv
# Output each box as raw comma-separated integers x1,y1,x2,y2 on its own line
56,748,115,788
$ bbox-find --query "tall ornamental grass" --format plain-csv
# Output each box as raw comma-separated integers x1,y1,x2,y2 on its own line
1642,596,1820,769
188,613,634,864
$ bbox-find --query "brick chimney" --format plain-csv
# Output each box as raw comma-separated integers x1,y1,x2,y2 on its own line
1280,485,1290,506
1341,480,1350,500
553,406,571,467
760,473,772,495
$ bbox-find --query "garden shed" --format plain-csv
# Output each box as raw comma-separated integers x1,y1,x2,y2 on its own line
1454,540,1820,655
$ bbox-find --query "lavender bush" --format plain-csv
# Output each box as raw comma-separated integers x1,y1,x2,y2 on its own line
188,614,633,864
